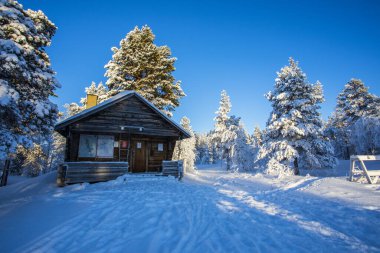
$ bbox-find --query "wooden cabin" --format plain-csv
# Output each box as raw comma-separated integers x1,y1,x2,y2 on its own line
55,91,190,185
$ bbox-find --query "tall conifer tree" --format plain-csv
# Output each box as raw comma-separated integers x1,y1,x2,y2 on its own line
105,26,185,117
257,58,336,175
0,0,59,185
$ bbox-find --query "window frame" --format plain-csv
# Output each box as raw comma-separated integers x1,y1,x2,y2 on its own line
78,134,115,158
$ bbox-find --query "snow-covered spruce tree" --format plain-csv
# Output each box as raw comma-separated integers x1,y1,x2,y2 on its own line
173,117,196,173
212,90,231,165
252,126,263,148
231,123,254,171
325,111,351,159
64,102,84,118
349,117,380,155
63,81,108,118
257,58,337,176
194,133,210,164
326,79,380,158
79,81,108,106
336,79,380,124
104,25,185,117
0,0,59,184
16,143,47,177
207,130,219,164
48,131,65,170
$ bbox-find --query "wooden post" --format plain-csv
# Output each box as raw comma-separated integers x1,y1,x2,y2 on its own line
0,159,11,187
56,164,66,187
349,158,355,182
178,160,184,180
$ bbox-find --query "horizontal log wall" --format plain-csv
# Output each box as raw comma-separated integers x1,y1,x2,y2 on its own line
69,96,181,137
57,162,129,186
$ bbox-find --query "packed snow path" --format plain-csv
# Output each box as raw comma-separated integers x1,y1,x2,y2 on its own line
0,166,379,253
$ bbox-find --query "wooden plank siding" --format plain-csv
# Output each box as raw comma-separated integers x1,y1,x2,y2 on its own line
69,96,181,137
66,132,177,172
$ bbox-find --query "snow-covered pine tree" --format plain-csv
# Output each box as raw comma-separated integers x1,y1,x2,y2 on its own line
252,126,263,148
212,90,231,164
80,81,108,106
324,111,351,159
0,0,59,185
326,79,380,158
257,58,337,176
231,123,254,171
194,133,210,164
207,130,219,164
64,102,84,118
104,25,185,117
349,117,380,155
48,131,65,170
221,115,240,171
336,79,380,124
173,117,196,173
17,143,47,177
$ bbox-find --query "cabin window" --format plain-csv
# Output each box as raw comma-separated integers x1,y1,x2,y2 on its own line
78,134,114,158
96,135,114,158
136,142,142,149
158,143,164,152
78,135,97,157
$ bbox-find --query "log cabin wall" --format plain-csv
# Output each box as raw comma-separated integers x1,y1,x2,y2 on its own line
67,133,177,172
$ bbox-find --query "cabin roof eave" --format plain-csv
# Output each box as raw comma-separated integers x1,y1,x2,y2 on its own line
55,91,191,139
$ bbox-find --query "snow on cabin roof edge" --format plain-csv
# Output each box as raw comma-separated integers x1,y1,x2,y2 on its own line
55,90,191,138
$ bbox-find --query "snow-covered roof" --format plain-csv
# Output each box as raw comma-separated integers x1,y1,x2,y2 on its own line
55,90,191,138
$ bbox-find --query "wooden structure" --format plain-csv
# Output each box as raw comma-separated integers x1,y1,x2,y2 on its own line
349,155,380,184
162,160,184,179
57,162,129,186
55,91,190,185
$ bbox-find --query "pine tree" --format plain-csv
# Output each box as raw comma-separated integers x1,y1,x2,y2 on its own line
212,90,231,162
336,79,380,125
104,25,185,117
173,117,196,173
257,58,337,175
252,126,263,147
325,111,351,159
194,133,210,164
0,0,59,184
212,90,235,169
349,117,380,155
80,81,108,106
327,79,380,158
231,123,254,171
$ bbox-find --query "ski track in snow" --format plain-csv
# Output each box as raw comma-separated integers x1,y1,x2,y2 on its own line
0,167,379,253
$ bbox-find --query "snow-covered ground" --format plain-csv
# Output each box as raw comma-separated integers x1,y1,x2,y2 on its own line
0,161,379,253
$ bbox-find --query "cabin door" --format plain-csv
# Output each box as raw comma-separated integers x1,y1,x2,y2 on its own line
132,140,146,173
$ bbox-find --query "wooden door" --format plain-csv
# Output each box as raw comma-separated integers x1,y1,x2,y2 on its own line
132,140,146,172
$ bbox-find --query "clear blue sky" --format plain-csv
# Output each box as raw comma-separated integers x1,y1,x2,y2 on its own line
23,0,380,133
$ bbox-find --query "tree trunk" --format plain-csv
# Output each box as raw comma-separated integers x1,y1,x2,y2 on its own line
226,149,231,171
346,146,350,160
0,159,11,187
294,158,299,175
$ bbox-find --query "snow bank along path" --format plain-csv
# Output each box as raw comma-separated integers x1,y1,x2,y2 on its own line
0,166,379,253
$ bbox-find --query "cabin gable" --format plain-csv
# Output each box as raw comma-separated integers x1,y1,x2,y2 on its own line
69,95,181,137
